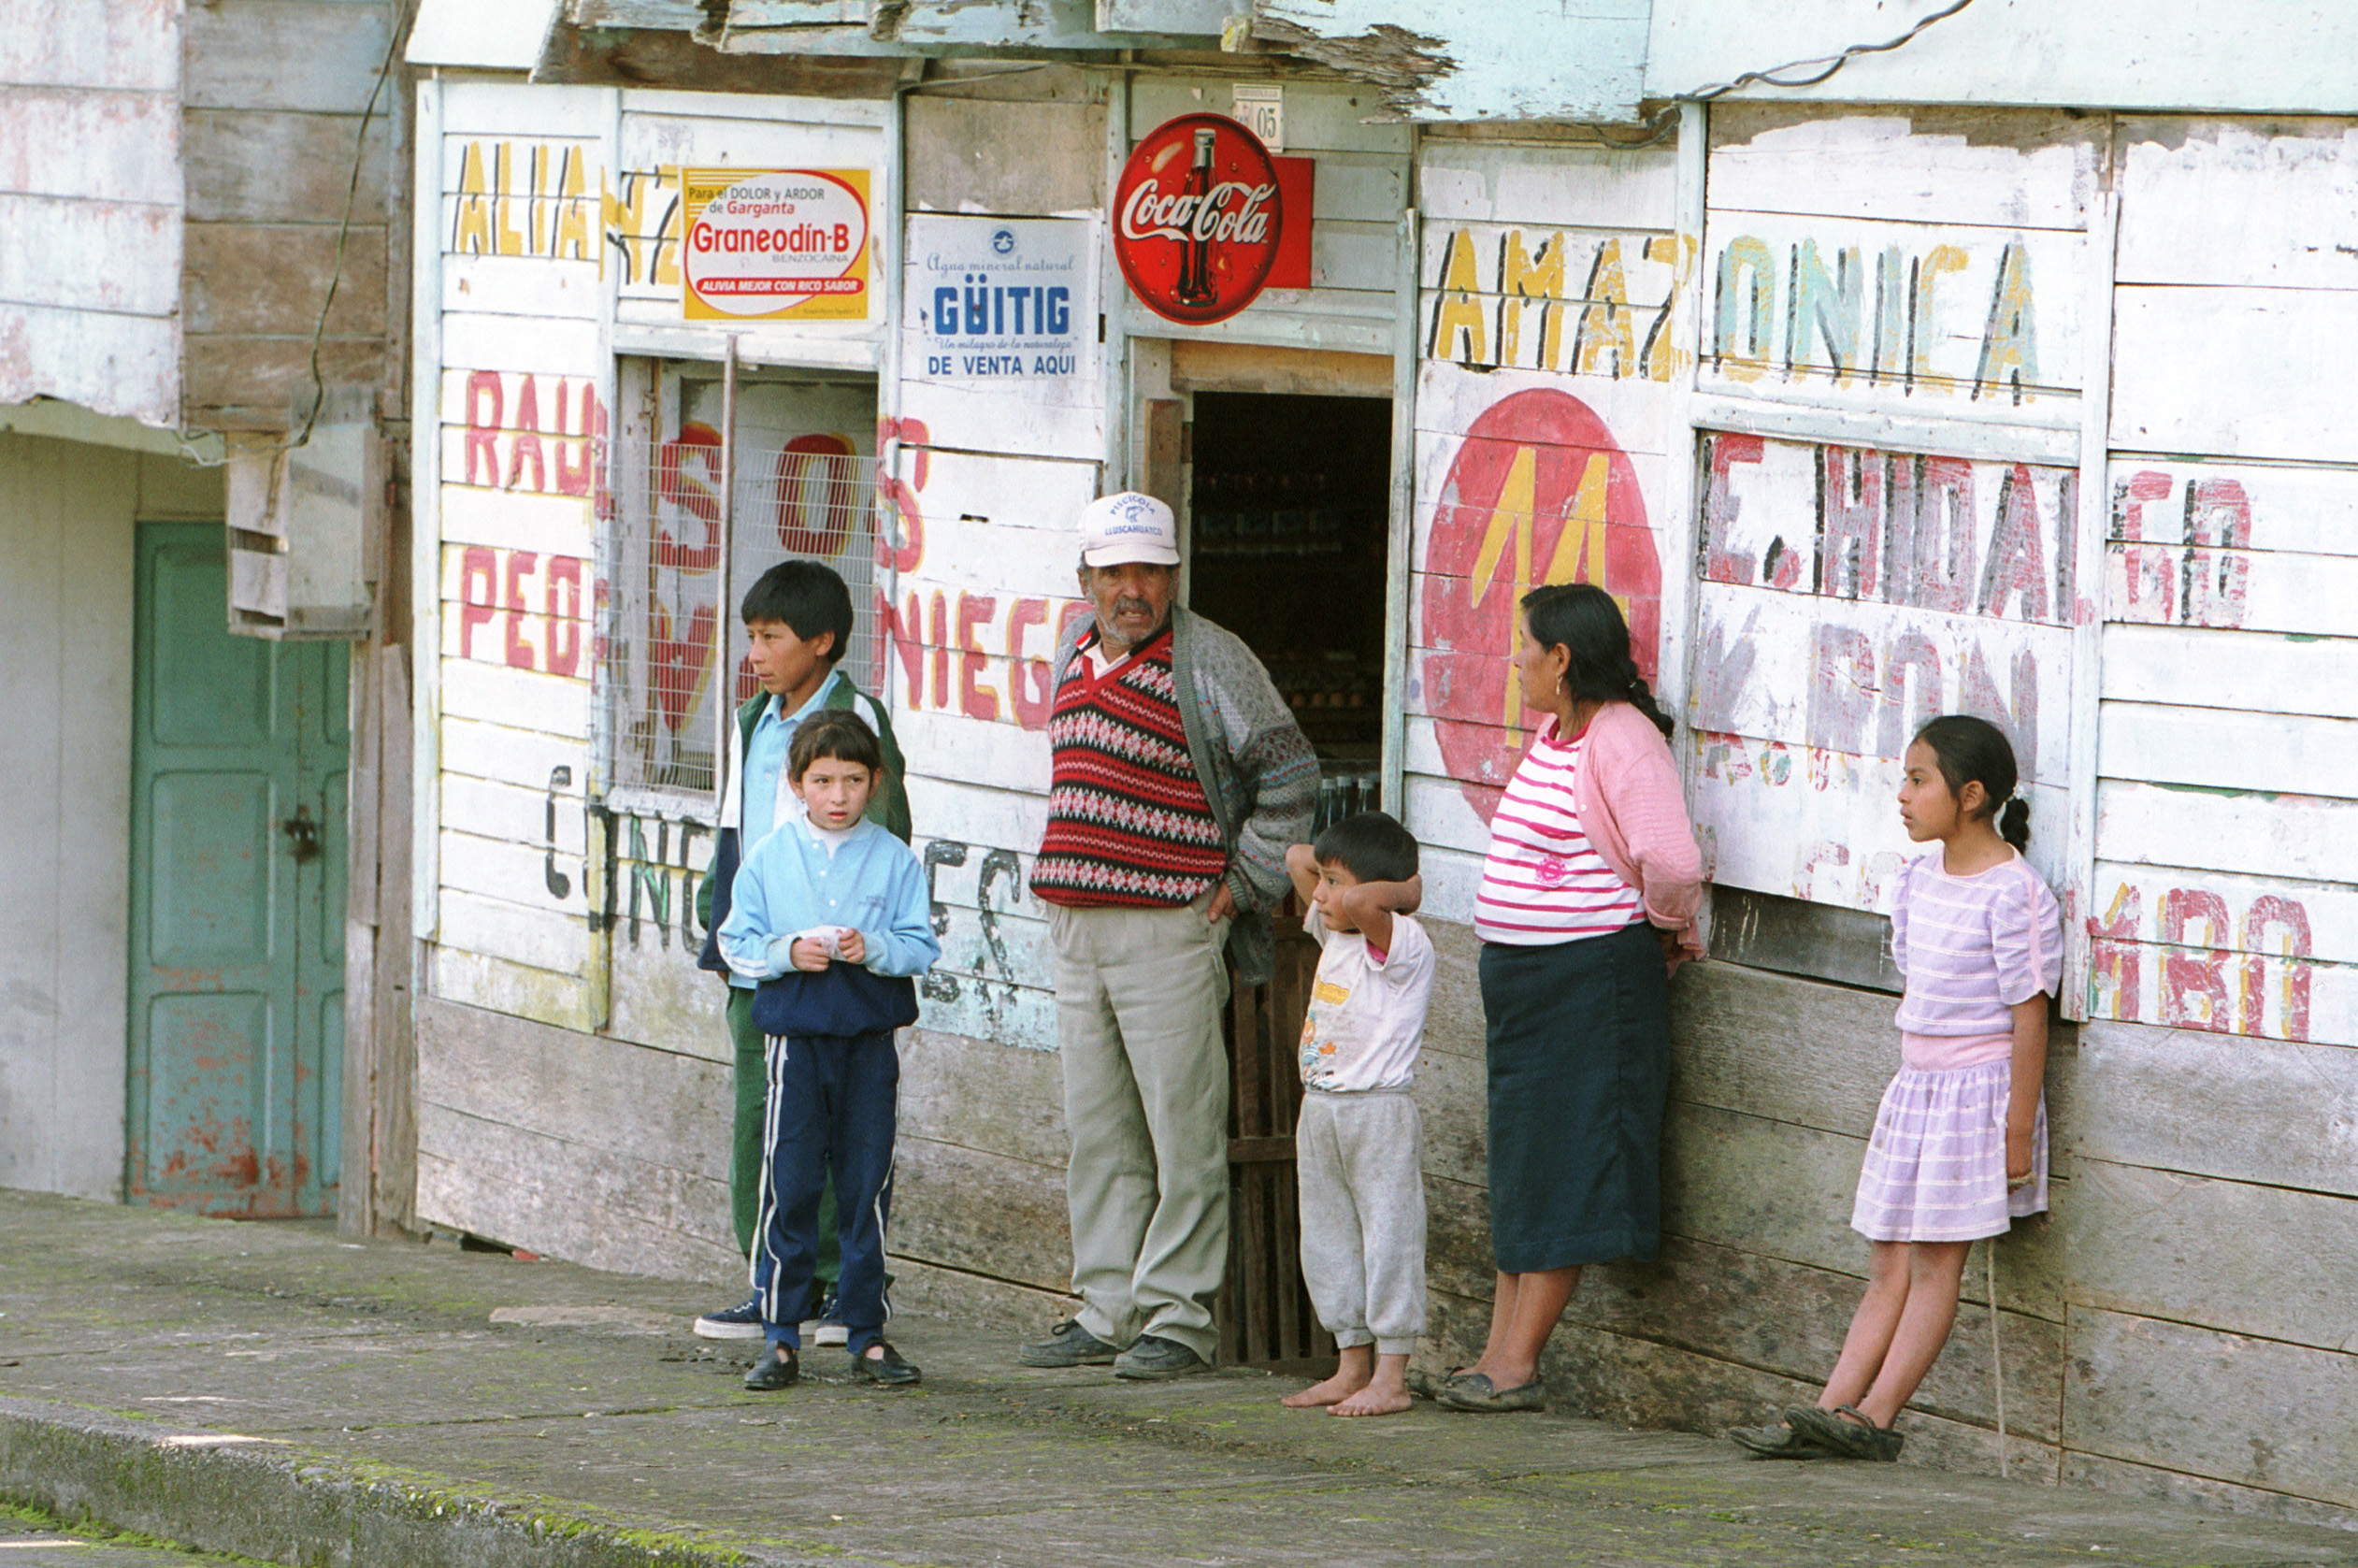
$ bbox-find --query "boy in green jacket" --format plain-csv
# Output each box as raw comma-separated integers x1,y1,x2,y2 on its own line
691,560,911,1342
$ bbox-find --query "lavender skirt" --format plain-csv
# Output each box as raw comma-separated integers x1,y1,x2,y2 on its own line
1850,1059,2048,1243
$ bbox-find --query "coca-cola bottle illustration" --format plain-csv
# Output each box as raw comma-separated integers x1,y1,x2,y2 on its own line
1174,127,1217,309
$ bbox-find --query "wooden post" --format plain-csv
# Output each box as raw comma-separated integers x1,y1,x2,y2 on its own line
714,336,740,800
337,644,381,1236
375,646,416,1231
2063,187,2120,1020
1380,181,1418,818
1142,398,1184,511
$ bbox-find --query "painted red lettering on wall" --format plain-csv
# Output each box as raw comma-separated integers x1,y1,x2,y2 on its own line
655,422,722,570
545,557,582,676
457,370,604,496
774,434,861,556
459,545,498,657
957,594,999,721
874,415,931,574
2110,469,2250,628
504,550,539,669
2091,878,2316,1042
451,545,595,677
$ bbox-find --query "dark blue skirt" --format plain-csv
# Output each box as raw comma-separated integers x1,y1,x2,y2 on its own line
1479,920,1671,1273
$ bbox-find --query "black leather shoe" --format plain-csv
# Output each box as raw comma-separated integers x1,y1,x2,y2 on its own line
742,1345,799,1391
850,1341,921,1387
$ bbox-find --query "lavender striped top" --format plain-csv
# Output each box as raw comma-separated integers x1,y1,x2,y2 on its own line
1891,850,2063,1037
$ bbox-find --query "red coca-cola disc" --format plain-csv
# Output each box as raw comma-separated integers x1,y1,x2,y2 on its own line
1114,113,1284,325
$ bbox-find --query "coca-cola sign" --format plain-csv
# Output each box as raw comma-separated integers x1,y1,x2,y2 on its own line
1114,113,1284,325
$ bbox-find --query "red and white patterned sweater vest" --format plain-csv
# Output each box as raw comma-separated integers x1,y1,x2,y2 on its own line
1029,629,1228,909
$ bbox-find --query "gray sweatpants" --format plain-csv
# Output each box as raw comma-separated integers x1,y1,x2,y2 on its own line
1296,1088,1428,1356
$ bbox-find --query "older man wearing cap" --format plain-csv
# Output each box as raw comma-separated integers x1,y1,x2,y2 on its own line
1018,492,1318,1380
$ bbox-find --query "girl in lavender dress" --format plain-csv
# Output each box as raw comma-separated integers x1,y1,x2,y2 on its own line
1729,715,2060,1462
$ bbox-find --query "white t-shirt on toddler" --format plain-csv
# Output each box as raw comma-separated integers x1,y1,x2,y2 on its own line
1298,907,1435,1094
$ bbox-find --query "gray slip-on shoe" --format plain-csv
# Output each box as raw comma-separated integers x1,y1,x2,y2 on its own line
1113,1333,1212,1380
1018,1318,1122,1367
1436,1373,1545,1413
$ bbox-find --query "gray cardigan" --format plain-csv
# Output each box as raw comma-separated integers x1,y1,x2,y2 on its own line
1050,603,1319,985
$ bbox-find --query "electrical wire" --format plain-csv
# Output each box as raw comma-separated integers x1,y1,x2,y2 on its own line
295,0,414,453
1587,0,1980,149
174,0,413,467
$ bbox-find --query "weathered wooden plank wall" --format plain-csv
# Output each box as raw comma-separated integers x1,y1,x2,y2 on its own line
2056,115,2358,1522
1687,108,2097,935
0,0,183,425
181,0,396,430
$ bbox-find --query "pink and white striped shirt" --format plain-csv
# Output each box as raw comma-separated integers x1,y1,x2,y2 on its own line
1474,718,1645,945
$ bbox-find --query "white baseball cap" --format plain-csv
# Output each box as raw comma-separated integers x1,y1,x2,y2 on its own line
1079,492,1181,568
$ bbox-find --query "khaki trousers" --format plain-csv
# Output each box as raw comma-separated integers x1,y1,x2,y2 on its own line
1047,893,1231,1362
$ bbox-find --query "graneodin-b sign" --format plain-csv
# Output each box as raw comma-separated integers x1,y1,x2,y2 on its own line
682,167,872,322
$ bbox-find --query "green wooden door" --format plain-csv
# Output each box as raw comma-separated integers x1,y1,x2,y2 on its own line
127,523,348,1216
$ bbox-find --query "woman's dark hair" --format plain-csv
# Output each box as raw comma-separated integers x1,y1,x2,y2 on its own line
787,709,884,783
741,559,853,667
1520,583,1673,739
1312,810,1419,885
1912,714,2030,849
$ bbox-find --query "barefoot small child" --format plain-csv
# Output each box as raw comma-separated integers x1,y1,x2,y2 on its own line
717,711,941,1392
1279,812,1434,1418
1729,715,2060,1460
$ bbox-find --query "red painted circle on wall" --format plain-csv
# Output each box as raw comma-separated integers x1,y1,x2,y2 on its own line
1417,387,1662,816
1114,113,1283,325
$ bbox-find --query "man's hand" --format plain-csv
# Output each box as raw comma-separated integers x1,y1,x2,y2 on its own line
836,928,867,964
789,937,832,972
1206,881,1238,924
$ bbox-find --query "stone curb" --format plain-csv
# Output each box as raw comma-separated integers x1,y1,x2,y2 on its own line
0,1396,855,1568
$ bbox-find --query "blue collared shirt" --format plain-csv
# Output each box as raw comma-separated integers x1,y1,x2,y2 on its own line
717,816,940,983
733,669,843,988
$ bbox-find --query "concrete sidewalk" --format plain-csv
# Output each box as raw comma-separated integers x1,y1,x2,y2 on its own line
1,1191,2351,1568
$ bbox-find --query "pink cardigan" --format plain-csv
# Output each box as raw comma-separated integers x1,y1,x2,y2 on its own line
1562,700,1705,970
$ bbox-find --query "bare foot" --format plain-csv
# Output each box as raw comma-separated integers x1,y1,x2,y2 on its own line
1330,1380,1412,1417
1282,1366,1371,1408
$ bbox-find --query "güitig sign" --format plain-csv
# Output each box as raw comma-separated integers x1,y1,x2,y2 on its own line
1114,114,1282,325
682,167,872,322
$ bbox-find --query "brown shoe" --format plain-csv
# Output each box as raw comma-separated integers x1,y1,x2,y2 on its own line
1786,1404,1905,1461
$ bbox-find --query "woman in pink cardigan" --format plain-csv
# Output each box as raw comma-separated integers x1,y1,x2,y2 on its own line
1439,583,1704,1414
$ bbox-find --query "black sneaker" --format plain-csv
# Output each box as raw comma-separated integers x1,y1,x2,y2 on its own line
694,1296,766,1340
742,1345,799,1391
1017,1319,1121,1367
1113,1334,1211,1381
811,1289,848,1347
850,1341,921,1387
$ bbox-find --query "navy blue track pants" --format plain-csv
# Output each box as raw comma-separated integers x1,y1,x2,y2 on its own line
753,1028,899,1354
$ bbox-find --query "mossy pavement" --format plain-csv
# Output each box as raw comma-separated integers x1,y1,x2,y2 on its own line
0,1190,2351,1568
